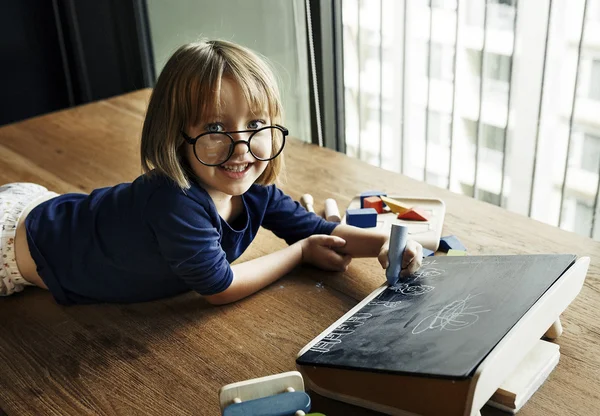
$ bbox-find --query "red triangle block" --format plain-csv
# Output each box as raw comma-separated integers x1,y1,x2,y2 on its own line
397,208,429,221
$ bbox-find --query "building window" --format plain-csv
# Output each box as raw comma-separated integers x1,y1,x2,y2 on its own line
460,183,505,206
485,53,511,82
482,124,506,151
491,0,515,6
574,201,594,236
582,134,600,174
428,110,452,146
466,0,484,27
589,60,600,101
430,43,454,81
464,119,506,152
430,0,457,10
466,50,512,83
467,0,515,30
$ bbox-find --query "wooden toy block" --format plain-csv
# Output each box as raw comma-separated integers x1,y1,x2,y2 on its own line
439,235,466,252
397,207,429,221
447,249,467,256
487,340,560,414
300,194,315,213
422,248,435,257
363,196,383,214
220,371,311,416
360,190,387,208
346,208,377,228
379,195,411,214
324,198,341,222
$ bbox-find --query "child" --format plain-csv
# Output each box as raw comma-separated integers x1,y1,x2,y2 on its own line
0,40,423,304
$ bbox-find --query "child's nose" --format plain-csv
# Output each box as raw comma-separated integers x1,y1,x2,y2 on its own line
231,137,251,156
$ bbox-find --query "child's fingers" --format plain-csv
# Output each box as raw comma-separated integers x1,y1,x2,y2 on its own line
402,240,420,268
324,251,352,271
378,243,389,269
401,245,423,276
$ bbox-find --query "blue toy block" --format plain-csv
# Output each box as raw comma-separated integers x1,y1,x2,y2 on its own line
360,190,387,208
223,391,311,416
346,208,377,228
438,235,466,253
422,248,435,257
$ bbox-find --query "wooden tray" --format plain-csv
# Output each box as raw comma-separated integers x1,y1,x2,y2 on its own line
342,195,446,251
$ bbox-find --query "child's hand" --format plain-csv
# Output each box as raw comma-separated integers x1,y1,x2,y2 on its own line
378,239,423,276
300,235,352,272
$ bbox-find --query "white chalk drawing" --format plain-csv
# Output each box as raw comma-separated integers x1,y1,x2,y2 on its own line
412,268,445,280
368,300,401,308
309,313,373,353
391,283,435,296
421,259,438,267
412,293,491,335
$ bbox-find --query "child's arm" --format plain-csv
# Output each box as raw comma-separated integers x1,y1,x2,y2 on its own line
331,224,423,276
204,235,351,305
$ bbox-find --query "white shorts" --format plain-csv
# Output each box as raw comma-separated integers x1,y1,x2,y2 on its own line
0,183,59,296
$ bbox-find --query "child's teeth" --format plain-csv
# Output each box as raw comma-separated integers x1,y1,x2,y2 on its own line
223,164,248,172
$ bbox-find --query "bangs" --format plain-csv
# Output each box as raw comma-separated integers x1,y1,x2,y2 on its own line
186,45,282,128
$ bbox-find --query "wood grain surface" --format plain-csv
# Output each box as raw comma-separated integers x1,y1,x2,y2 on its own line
0,89,598,416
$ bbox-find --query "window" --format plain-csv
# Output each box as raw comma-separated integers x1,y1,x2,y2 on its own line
460,183,505,206
466,50,511,83
467,0,515,29
589,60,600,101
430,43,454,81
464,119,506,152
428,111,452,146
466,0,484,27
430,0,457,9
488,0,516,31
582,134,600,174
485,53,511,82
482,124,506,152
491,0,515,6
574,201,593,236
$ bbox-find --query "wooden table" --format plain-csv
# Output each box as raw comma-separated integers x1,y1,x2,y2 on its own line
0,90,598,416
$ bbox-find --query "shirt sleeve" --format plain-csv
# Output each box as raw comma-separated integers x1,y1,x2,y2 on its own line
261,185,339,245
145,188,233,296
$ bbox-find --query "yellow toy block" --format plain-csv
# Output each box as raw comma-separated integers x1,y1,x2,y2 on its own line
379,196,411,215
447,249,467,256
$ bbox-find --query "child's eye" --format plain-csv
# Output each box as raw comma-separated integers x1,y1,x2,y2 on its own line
248,120,266,130
206,123,224,133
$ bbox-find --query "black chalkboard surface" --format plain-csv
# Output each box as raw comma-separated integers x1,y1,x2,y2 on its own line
297,254,576,379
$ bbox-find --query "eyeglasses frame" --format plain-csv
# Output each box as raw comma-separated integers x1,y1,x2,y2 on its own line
181,124,289,167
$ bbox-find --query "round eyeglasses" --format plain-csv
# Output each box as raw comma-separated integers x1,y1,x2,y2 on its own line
181,125,288,167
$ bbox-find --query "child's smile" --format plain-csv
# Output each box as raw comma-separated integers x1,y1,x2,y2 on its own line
219,162,252,178
185,77,271,203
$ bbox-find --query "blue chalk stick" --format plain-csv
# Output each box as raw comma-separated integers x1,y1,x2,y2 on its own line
223,391,311,416
346,208,377,228
422,248,435,257
360,190,387,208
439,235,467,252
386,224,408,286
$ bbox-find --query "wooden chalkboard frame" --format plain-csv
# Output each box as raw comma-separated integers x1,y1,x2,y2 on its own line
296,256,590,415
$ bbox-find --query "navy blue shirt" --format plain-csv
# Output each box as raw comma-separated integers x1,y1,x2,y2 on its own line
25,174,338,305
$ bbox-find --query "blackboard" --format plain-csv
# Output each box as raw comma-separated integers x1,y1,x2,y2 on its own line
297,254,576,379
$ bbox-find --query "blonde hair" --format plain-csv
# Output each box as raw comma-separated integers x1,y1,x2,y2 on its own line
141,40,285,189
